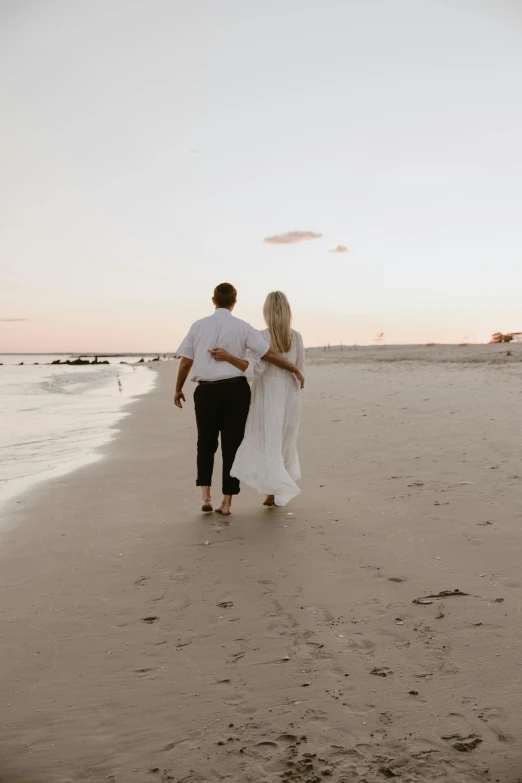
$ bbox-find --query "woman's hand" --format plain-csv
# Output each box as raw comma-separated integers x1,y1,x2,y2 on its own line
295,370,305,389
209,348,249,373
209,348,232,362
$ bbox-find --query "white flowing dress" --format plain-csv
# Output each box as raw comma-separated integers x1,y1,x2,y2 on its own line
231,329,304,506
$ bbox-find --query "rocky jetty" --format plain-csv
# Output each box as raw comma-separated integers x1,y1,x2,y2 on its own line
51,357,110,366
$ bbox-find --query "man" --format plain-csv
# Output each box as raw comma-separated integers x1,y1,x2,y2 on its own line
174,283,304,516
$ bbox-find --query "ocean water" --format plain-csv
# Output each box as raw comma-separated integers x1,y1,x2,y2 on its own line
0,355,160,515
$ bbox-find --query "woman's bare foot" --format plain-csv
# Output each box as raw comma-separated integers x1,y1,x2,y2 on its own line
216,495,232,516
263,495,276,507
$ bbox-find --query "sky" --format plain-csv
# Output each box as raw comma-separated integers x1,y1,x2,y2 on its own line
1,0,521,351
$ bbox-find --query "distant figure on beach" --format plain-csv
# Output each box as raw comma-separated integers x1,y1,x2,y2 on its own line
174,284,304,516
213,291,304,507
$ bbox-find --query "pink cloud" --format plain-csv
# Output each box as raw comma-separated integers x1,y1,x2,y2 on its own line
264,230,322,245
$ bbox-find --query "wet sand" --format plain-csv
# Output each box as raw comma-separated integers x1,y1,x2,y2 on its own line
1,350,521,782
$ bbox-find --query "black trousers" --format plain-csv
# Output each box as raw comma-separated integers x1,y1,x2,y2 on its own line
193,377,251,495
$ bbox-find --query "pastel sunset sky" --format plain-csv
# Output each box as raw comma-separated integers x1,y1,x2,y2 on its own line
1,0,521,352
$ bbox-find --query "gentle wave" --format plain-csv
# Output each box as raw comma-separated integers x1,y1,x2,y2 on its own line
0,357,158,515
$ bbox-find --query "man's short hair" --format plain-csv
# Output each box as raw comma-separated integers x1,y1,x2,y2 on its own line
214,282,237,308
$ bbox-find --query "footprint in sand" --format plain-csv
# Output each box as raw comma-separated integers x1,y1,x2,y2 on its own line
478,706,515,743
378,627,411,650
438,712,485,753
346,634,376,656
326,740,486,780
303,707,329,724
240,733,336,779
441,732,483,753
370,666,393,677
291,630,332,664
478,705,506,721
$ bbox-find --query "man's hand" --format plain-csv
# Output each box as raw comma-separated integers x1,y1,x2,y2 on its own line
295,370,305,389
209,348,231,362
174,357,193,410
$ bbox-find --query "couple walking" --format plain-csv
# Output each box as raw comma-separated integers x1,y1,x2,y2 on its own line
174,283,305,515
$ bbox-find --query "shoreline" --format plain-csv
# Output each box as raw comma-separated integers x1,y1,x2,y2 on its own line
0,360,521,782
0,363,157,519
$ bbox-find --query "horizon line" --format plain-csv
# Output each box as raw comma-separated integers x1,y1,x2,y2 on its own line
0,340,510,356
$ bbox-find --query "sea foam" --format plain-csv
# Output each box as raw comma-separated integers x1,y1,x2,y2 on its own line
0,356,157,516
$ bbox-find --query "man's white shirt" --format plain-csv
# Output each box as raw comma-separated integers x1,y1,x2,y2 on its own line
176,308,270,383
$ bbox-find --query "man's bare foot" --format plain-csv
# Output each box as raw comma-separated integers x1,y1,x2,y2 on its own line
201,487,213,513
216,495,232,516
263,495,276,507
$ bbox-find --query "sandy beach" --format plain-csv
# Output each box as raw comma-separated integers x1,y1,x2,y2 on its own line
1,346,521,783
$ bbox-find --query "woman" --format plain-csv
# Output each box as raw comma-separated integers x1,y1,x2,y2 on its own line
211,291,304,507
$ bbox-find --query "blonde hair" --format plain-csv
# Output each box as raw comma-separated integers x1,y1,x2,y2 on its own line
263,291,292,353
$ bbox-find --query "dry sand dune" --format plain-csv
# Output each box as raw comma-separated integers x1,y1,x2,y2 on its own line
0,352,521,782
